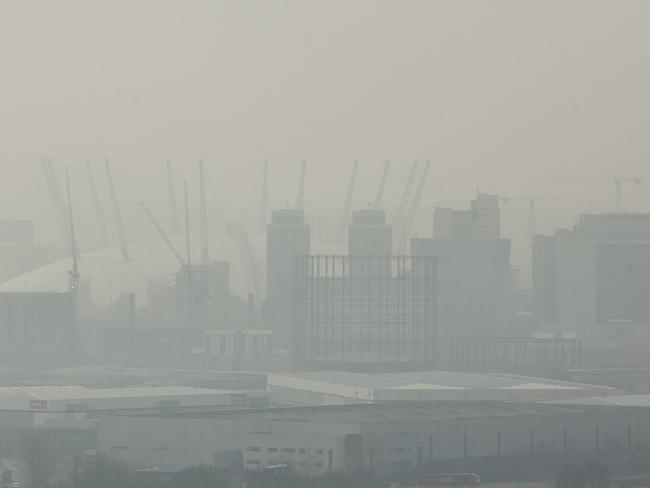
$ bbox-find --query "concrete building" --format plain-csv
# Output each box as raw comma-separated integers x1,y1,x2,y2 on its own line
294,255,437,371
533,214,650,335
471,193,501,240
266,209,310,349
97,400,650,474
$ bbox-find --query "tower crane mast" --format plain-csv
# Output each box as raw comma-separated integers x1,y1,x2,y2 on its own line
85,160,109,248
199,160,210,265
393,160,419,241
40,158,70,251
259,160,269,233
296,159,306,210
167,160,180,235
397,160,430,254
104,159,129,262
338,160,359,242
373,159,390,209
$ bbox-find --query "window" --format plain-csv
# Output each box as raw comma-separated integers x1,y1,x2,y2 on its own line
267,447,278,452
281,448,296,453
246,447,261,452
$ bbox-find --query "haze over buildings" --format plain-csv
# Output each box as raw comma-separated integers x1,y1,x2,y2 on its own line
0,1,649,486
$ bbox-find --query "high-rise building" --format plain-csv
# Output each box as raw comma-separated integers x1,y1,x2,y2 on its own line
533,214,650,334
348,209,392,256
412,195,511,367
348,209,392,276
294,255,437,371
471,193,501,240
266,209,310,349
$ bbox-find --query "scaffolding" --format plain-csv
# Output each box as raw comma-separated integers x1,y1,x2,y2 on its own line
294,255,437,371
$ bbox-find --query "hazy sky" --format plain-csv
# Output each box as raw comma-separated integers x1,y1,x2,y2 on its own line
0,0,648,249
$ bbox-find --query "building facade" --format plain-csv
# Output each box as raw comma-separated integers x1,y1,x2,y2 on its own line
293,255,437,371
266,209,311,349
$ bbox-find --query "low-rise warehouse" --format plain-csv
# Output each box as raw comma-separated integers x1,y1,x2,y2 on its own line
97,400,649,475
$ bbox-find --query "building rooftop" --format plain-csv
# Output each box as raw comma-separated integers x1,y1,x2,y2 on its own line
266,370,616,405
161,400,587,424
0,385,249,411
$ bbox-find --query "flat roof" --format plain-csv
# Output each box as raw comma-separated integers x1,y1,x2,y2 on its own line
268,370,615,399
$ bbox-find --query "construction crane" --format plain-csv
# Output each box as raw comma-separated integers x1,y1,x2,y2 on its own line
296,159,306,210
614,177,642,213
499,196,538,243
104,159,129,262
46,158,72,252
140,201,210,303
338,160,359,242
225,222,261,305
167,160,180,235
397,160,430,254
259,160,269,233
198,160,210,265
85,159,109,248
373,159,390,209
64,166,80,351
40,158,70,251
551,176,643,213
393,160,419,241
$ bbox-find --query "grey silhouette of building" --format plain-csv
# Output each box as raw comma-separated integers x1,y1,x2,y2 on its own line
266,209,310,349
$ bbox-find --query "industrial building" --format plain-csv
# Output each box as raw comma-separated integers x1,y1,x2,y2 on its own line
265,209,311,349
0,385,271,430
533,214,650,335
293,255,437,371
97,400,650,475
